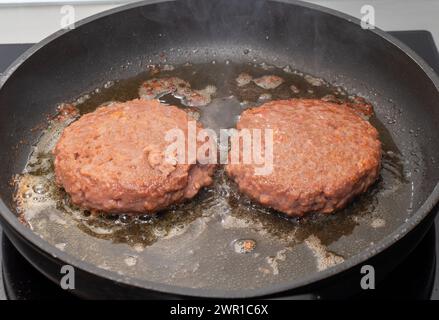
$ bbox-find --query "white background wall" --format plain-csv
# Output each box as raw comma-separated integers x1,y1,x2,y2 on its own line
0,0,438,44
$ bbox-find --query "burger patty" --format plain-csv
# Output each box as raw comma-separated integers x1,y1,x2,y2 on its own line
53,99,215,213
226,99,382,216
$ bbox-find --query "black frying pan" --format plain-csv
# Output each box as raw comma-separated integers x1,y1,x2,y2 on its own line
1,0,439,299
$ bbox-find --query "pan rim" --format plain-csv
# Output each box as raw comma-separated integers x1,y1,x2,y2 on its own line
1,0,439,299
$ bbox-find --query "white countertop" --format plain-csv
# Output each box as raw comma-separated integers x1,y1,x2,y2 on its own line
0,0,438,45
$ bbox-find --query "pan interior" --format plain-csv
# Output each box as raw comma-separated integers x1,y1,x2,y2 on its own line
13,60,419,291
1,0,439,295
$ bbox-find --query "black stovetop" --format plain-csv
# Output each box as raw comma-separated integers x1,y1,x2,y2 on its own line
1,31,439,300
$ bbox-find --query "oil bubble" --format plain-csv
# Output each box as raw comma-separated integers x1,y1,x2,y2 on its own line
32,183,47,195
22,190,33,199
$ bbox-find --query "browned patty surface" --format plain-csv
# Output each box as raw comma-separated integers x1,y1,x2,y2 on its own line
226,99,382,216
54,99,214,213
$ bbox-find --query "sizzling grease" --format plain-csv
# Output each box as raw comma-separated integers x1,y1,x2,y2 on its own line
13,61,414,291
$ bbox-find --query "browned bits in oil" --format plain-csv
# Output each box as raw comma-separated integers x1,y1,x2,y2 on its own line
54,103,79,122
233,239,257,254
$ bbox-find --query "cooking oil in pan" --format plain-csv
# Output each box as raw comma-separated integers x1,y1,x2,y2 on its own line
13,61,416,291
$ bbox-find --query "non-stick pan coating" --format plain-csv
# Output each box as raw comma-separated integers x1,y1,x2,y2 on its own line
0,0,439,298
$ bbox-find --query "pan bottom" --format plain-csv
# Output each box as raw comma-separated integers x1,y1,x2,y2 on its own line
12,61,419,292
